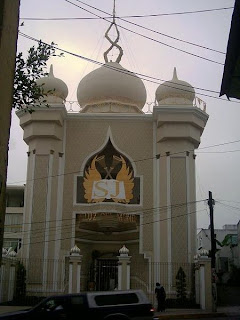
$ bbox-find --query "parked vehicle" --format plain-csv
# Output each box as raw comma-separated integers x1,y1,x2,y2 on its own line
0,289,154,320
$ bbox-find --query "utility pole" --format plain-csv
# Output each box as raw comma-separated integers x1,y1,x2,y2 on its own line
208,191,217,312
208,191,216,269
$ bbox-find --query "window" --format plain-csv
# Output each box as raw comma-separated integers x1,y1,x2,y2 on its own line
95,293,139,306
3,238,21,252
4,213,23,232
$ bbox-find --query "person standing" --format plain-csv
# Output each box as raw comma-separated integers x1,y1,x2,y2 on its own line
155,282,166,312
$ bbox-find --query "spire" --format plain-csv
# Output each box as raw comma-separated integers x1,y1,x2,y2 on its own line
49,64,54,77
113,0,116,23
103,0,123,63
172,67,178,81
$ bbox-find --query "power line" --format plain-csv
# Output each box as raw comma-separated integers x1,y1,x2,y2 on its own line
7,133,240,185
215,199,240,205
20,6,234,20
19,32,240,105
216,201,240,214
72,0,226,54
7,201,205,241
196,149,240,154
64,0,224,65
10,208,207,248
6,199,205,229
64,1,230,54
20,5,231,55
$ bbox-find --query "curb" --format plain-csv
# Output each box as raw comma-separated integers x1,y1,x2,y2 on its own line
153,312,227,319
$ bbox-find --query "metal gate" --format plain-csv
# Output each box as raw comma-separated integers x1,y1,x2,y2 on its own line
95,259,118,291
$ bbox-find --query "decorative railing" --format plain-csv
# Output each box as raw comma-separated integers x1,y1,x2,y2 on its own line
64,98,207,114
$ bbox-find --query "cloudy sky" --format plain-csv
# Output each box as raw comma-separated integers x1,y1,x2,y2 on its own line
7,0,240,230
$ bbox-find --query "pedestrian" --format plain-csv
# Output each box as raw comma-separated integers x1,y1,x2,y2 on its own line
155,282,166,312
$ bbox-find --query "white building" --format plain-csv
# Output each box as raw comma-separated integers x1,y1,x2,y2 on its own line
4,5,209,298
197,224,238,277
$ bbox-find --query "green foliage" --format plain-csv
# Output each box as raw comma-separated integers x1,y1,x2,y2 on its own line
13,40,64,112
176,267,187,301
14,262,26,300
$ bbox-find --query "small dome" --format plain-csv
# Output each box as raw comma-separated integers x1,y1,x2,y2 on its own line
156,68,195,105
77,62,146,111
199,248,209,257
36,65,68,103
119,245,129,256
70,244,81,256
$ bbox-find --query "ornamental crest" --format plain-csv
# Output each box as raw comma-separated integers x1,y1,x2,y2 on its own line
76,140,140,204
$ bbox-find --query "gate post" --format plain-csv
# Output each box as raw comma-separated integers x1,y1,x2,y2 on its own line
195,249,212,311
68,245,82,293
117,245,131,290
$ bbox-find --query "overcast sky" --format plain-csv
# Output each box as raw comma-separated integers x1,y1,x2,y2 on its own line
7,0,240,231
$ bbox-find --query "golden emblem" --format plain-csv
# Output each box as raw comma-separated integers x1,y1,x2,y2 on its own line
83,154,134,203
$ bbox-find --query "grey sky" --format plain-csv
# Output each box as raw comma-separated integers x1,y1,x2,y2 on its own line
7,0,240,230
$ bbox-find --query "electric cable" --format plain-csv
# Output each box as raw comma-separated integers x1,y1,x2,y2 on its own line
20,6,234,20
9,208,207,248
19,31,240,105
64,0,224,65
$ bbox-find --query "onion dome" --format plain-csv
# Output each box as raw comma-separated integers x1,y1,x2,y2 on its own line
156,67,195,105
77,62,147,112
119,245,129,256
199,248,209,258
70,244,81,256
35,65,68,103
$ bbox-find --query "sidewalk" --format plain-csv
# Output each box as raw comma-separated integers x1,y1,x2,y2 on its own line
153,306,240,319
0,305,240,319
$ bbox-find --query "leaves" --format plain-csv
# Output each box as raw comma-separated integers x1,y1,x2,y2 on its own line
13,40,63,112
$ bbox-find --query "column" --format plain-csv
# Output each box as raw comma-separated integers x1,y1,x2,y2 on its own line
117,245,131,290
67,245,82,293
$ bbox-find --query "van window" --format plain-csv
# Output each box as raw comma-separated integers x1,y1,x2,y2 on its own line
95,293,139,306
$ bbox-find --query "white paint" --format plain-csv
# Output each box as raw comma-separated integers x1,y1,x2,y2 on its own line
68,263,73,293
200,266,205,310
118,264,122,290
77,263,81,292
8,266,15,301
92,180,125,199
186,154,191,262
127,264,130,290
53,120,67,290
43,152,54,289
167,155,172,291
0,265,4,302
25,151,36,261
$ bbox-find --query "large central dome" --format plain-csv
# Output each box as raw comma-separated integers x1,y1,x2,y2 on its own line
77,62,147,112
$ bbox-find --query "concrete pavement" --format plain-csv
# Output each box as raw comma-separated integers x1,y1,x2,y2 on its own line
0,305,240,319
153,306,240,319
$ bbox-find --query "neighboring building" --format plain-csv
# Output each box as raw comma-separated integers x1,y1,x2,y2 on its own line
14,13,208,295
3,185,24,253
197,224,238,276
233,220,240,268
0,0,20,262
220,0,240,100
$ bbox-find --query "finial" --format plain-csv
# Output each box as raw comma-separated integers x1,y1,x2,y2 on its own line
103,0,123,63
113,0,116,23
49,64,54,77
172,67,178,81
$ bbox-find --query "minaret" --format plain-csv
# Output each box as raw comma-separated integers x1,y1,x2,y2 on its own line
16,65,68,292
153,68,208,288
